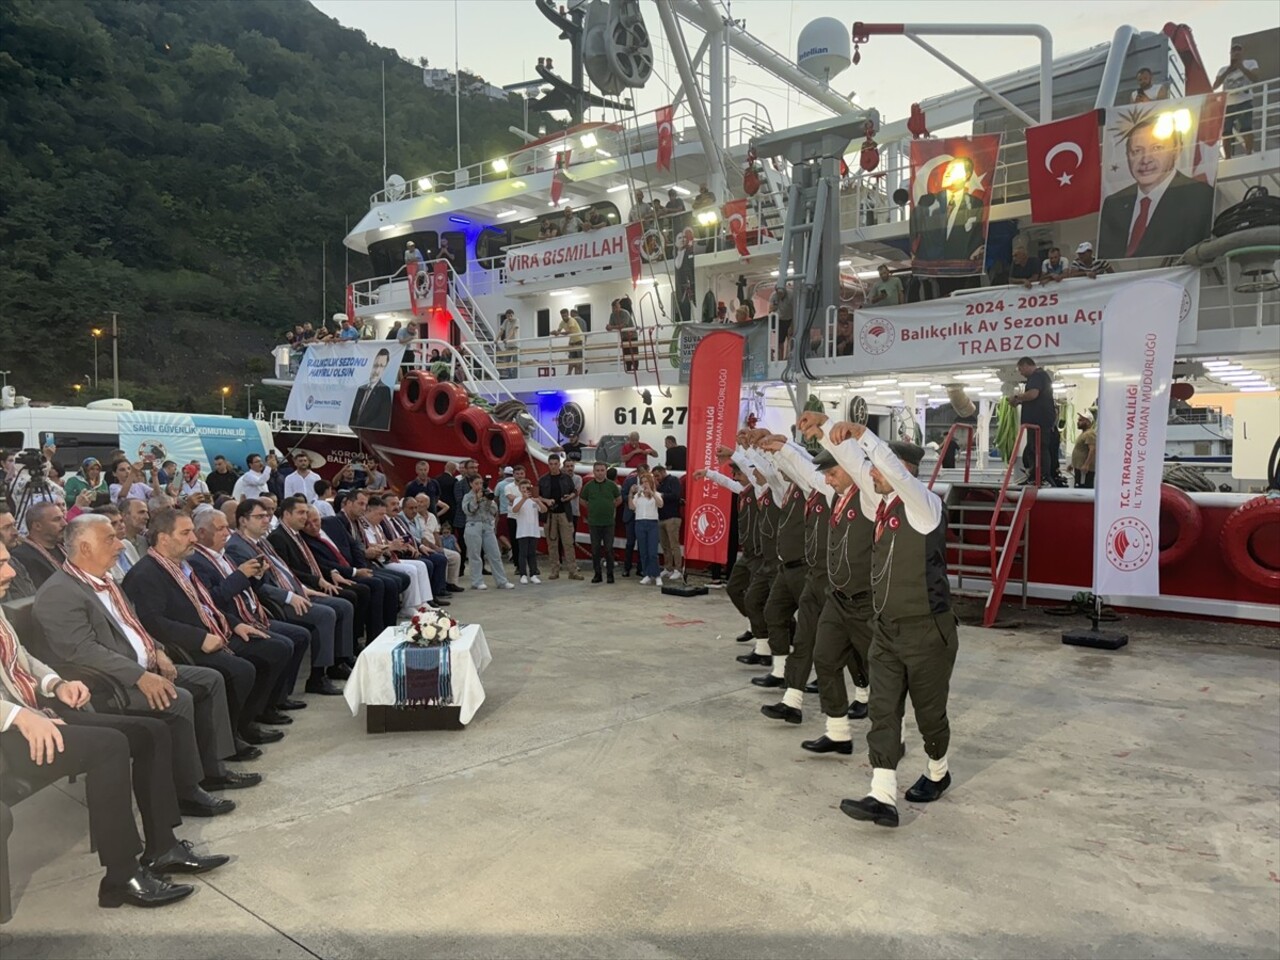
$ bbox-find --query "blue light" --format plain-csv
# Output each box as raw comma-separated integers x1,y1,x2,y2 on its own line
536,390,559,396
449,216,472,225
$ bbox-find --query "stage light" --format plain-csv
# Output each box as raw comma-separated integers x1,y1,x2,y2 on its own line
491,158,509,173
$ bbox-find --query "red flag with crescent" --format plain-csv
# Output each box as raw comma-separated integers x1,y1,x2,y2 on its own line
1025,111,1101,223
551,148,571,206
432,260,449,310
625,221,644,287
345,283,355,323
656,105,674,171
723,198,749,258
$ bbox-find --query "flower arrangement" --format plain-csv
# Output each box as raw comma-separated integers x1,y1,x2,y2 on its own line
407,606,460,646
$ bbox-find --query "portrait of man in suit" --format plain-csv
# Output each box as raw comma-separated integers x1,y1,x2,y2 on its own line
910,152,990,275
1097,114,1216,260
347,348,394,431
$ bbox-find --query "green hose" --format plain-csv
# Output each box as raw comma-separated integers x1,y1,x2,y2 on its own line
995,397,1019,463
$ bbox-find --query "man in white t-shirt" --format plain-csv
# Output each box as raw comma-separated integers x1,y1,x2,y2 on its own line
283,453,321,503
1213,43,1259,157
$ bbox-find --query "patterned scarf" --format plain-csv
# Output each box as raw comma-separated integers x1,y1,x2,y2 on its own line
0,609,44,711
282,525,323,579
61,561,159,670
391,641,452,707
241,534,305,594
146,548,229,638
193,545,270,631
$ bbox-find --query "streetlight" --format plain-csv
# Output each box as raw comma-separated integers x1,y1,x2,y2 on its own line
220,385,230,415
102,311,119,398
0,371,9,391
243,383,254,418
91,328,103,388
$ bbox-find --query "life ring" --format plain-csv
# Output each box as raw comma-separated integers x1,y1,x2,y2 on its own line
398,370,436,413
425,381,469,426
454,406,492,453
486,421,527,466
1158,483,1202,568
1219,495,1280,591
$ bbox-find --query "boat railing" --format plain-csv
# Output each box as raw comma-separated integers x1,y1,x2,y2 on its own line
486,327,681,380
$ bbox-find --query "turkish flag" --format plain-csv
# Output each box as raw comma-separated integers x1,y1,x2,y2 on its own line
345,283,355,323
723,199,749,257
432,260,449,310
625,221,644,286
551,148,571,206
656,105,674,171
1025,110,1101,223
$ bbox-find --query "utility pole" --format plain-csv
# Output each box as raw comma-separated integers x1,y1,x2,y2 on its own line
244,383,254,419
106,311,120,398
91,328,103,388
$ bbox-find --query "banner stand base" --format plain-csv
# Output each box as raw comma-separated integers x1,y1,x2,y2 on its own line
662,582,708,598
1061,628,1129,651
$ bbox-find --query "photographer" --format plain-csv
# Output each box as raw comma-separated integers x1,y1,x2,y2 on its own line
461,475,513,591
109,458,161,504
6,448,65,531
628,470,664,584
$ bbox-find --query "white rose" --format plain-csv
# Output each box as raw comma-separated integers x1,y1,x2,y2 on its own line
419,624,438,641
448,625,460,641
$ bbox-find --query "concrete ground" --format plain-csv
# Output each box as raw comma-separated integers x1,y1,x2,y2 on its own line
4,571,1279,960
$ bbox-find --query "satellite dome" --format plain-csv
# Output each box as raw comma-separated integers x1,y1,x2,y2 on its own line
796,18,851,85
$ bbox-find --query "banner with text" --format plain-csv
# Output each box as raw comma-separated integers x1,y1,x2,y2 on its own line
677,319,769,383
1092,280,1182,597
849,266,1199,372
284,342,406,432
118,413,271,475
683,332,745,566
504,225,634,285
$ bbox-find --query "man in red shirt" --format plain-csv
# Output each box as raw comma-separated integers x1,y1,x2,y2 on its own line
621,432,657,469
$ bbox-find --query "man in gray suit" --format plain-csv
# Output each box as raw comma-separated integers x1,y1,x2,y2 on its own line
32,514,259,814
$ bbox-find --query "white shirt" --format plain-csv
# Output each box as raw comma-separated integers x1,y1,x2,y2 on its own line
232,465,272,501
179,479,209,500
495,477,516,515
314,499,335,518
1216,61,1258,104
630,487,663,521
89,573,152,668
284,470,321,503
512,491,544,538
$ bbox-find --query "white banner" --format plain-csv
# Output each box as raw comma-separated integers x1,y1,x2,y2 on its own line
849,267,1199,372
1092,280,1182,598
504,225,631,284
284,342,405,432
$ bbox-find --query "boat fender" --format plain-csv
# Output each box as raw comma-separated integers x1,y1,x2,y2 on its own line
398,370,436,413
487,421,527,466
454,405,492,453
1218,494,1280,591
1158,483,1202,568
425,382,469,426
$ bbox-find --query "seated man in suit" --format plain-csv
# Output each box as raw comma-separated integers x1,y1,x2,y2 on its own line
383,494,451,603
122,508,292,748
0,503,38,600
33,515,258,815
324,491,414,614
347,348,394,430
12,501,68,589
226,499,353,696
2,543,232,907
304,503,399,637
189,506,310,717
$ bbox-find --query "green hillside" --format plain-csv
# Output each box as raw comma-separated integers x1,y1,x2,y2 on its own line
0,0,541,413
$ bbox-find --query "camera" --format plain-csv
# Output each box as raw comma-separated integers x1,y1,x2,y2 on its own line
15,448,46,473
483,489,496,501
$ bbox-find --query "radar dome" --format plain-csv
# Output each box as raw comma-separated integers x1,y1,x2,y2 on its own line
796,18,851,85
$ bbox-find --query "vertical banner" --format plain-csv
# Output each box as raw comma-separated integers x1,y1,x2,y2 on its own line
284,342,407,432
405,261,424,316
723,199,749,257
551,148,571,206
682,332,745,565
1097,94,1224,259
625,221,644,286
674,228,696,323
432,260,449,310
908,134,1002,276
1093,280,1182,598
656,104,674,171
345,283,355,323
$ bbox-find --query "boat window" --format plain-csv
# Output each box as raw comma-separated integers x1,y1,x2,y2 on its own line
535,308,551,338
477,228,510,270
440,230,467,276
575,303,592,332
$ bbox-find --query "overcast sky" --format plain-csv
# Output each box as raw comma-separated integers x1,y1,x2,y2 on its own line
312,0,1276,135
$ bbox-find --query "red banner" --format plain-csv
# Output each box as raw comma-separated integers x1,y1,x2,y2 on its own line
1025,111,1101,224
551,148,571,206
908,133,1002,276
405,261,424,316
656,105,674,171
682,331,744,565
625,221,644,286
723,198,749,257
432,260,449,310
345,283,355,323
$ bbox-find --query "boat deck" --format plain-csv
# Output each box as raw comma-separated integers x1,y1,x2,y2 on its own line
5,577,1279,959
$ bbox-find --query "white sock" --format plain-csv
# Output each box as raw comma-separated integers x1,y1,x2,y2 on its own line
853,685,869,704
825,715,852,741
770,654,787,678
928,754,949,781
782,687,803,709
754,637,770,655
870,767,898,806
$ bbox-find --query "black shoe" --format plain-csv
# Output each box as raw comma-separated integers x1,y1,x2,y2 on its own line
905,772,951,804
847,701,869,720
804,681,819,694
257,709,293,726
751,673,785,688
735,652,772,666
447,583,465,593
735,630,753,643
591,575,603,583
761,702,802,724
839,795,899,827
144,840,230,875
277,699,307,711
240,724,284,745
201,771,262,791
99,867,194,908
231,745,262,762
326,663,352,681
178,789,236,818
433,598,451,607
305,677,343,696
622,570,631,577
607,576,615,584
801,735,853,755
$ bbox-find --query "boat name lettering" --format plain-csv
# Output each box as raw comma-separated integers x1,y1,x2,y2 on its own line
614,405,688,427
506,235,623,273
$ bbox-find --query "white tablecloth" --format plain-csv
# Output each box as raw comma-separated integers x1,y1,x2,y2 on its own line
344,624,492,725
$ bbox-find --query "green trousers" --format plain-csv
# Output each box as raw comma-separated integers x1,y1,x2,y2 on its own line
743,558,777,641
726,555,761,631
763,563,807,657
782,574,827,692
866,612,959,770
812,590,873,718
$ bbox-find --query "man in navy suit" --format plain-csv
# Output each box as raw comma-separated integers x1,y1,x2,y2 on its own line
303,503,399,638
324,491,414,612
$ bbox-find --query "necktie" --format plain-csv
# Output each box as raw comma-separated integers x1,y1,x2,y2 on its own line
1126,197,1151,258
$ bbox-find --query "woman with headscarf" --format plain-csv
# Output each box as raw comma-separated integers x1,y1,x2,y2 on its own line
63,457,109,507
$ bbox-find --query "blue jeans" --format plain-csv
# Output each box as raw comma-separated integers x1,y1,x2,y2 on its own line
635,519,660,578
465,523,510,588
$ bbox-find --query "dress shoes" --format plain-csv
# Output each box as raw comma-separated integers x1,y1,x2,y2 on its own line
99,866,194,908
144,840,230,875
607,576,615,584
751,673,785,688
761,702,802,724
231,745,262,762
240,724,284,745
846,701,869,720
447,583,465,592
804,681,819,694
800,735,853,755
433,597,451,607
305,677,342,696
735,630,753,643
591,575,603,583
839,796,900,827
905,772,951,804
735,652,772,666
201,770,262,791
178,789,236,818
257,709,293,726
277,698,307,711
326,663,352,681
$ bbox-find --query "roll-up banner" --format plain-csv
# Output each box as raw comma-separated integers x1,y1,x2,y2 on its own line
682,332,745,566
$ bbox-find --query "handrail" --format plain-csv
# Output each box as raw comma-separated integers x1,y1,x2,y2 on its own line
929,423,975,487
990,423,1041,561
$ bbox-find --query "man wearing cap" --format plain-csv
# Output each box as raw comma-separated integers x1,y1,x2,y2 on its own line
1068,242,1113,279
820,420,958,829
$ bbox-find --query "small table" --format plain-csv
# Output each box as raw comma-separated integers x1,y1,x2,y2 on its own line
344,624,492,733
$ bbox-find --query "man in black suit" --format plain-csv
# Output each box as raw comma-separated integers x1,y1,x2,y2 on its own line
1098,116,1216,260
189,506,310,716
347,347,394,430
323,491,412,612
914,156,986,264
304,503,399,636
11,501,67,589
122,509,291,749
